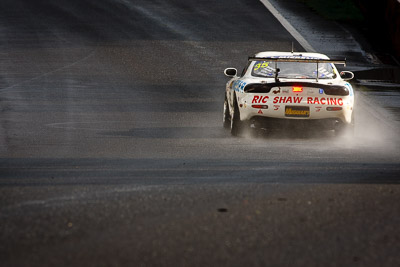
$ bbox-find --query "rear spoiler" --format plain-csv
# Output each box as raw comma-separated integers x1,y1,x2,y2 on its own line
248,57,346,66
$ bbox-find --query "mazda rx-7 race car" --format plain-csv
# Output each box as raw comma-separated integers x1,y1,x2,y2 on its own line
223,51,355,136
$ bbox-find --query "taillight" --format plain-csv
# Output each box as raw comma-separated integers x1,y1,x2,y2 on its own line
252,105,268,109
244,84,272,93
323,86,349,96
326,107,343,111
292,86,303,93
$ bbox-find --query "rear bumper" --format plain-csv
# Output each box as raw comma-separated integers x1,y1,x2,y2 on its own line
250,116,343,130
239,104,353,124
237,92,354,124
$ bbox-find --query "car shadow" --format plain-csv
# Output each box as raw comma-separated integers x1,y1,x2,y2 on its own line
242,127,337,140
102,126,227,139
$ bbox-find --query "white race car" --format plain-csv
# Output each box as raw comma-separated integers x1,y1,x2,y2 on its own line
223,51,355,136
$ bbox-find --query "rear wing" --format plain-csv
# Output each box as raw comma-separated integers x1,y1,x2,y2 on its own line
248,56,346,66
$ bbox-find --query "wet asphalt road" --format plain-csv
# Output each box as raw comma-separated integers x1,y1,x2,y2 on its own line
1,0,400,266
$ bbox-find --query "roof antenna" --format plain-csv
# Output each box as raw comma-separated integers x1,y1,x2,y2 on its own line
291,42,294,54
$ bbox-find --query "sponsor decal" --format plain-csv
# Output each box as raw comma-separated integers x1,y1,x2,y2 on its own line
252,95,269,104
252,96,344,106
233,80,247,93
258,109,263,114
315,106,322,112
273,105,280,110
272,96,303,104
307,97,343,106
271,55,320,60
272,88,280,94
285,106,310,117
319,89,324,94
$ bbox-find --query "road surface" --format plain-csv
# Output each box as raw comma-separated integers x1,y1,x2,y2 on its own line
1,0,399,266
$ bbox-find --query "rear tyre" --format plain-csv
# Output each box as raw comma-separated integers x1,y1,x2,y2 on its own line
223,95,230,129
230,97,245,136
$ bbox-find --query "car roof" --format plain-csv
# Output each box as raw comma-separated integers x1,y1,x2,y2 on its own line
254,51,330,60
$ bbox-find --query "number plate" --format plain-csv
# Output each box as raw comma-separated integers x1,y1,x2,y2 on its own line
285,106,310,117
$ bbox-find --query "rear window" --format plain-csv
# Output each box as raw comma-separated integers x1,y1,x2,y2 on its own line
251,61,336,79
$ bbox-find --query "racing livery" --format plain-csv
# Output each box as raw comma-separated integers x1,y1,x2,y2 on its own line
223,51,355,136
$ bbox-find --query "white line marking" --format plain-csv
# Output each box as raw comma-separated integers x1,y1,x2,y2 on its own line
259,0,316,52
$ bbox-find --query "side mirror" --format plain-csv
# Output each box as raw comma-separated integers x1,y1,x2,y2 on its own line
224,68,237,77
340,71,354,81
